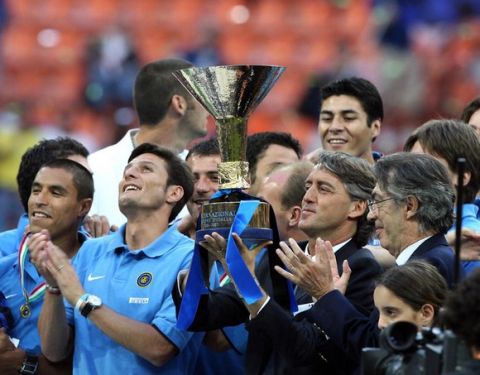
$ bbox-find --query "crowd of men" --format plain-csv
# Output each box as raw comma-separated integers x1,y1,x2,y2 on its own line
1,57,480,375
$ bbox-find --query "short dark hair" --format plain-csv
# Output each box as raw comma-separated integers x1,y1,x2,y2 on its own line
186,138,220,160
278,161,314,209
403,119,480,203
461,97,480,123
246,132,302,185
134,58,194,126
320,77,384,126
17,137,89,212
374,152,454,234
39,159,94,201
128,143,193,222
377,260,448,326
443,270,480,350
316,151,376,247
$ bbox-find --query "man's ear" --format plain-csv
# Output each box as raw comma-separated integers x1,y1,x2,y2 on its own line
78,198,93,218
405,195,419,220
371,119,381,141
288,206,302,227
171,94,188,116
166,185,184,204
347,200,367,220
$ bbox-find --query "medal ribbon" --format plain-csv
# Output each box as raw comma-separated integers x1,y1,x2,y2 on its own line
18,233,46,307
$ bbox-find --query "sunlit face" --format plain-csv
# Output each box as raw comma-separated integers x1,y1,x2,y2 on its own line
118,153,171,215
28,167,87,240
319,95,380,162
249,144,299,195
374,285,431,330
299,167,358,239
468,109,480,137
181,98,210,139
367,185,406,257
186,154,221,220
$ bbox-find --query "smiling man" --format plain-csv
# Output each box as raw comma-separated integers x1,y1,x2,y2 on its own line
30,144,202,374
0,158,93,374
318,77,383,165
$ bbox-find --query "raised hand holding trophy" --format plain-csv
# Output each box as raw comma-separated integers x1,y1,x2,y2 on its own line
175,65,295,328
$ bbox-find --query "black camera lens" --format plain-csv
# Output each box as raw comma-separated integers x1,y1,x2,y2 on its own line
380,321,418,353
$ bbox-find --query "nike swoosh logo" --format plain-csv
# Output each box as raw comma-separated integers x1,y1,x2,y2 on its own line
87,274,105,282
4,293,17,299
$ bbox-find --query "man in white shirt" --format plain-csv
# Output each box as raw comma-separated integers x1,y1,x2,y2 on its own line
88,58,209,227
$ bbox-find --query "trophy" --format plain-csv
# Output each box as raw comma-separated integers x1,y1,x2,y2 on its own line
174,65,285,286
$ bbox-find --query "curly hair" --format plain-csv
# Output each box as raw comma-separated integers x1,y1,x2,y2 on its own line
16,137,89,212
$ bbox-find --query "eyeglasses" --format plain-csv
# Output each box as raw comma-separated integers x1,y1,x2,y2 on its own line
367,197,396,212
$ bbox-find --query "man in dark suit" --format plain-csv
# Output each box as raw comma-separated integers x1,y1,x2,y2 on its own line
247,152,460,374
191,151,383,374
291,151,383,316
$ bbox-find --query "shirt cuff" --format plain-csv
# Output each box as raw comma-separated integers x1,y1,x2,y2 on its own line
176,269,189,297
249,296,270,320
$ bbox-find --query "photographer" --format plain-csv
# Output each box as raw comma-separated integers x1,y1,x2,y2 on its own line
443,271,480,374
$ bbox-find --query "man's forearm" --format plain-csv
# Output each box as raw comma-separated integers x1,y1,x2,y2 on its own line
38,293,72,362
88,304,178,367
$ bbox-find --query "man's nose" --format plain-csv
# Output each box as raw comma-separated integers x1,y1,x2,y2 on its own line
328,117,345,132
196,176,212,193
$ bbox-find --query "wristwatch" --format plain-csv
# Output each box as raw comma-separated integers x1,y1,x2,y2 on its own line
19,353,38,375
77,294,103,317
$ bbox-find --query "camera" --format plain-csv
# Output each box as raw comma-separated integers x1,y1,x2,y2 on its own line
361,321,471,375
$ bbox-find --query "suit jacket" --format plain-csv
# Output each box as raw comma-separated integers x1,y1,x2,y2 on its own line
409,233,461,288
245,240,382,375
295,239,383,316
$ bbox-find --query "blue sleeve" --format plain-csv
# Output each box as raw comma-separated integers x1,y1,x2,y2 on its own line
152,292,194,350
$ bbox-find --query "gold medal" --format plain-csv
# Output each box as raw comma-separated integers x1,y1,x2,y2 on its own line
20,303,31,318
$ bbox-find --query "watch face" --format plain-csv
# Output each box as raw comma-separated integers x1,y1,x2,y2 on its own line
87,295,102,307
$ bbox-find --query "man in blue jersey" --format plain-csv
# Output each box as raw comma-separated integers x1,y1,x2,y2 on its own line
31,143,202,374
0,158,93,374
0,137,91,259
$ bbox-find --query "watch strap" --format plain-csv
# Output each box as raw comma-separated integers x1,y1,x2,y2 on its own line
19,353,38,375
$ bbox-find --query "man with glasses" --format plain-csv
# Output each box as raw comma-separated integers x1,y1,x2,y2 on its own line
364,152,458,284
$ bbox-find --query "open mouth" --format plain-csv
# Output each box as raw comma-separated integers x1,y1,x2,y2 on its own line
123,184,141,193
31,211,51,219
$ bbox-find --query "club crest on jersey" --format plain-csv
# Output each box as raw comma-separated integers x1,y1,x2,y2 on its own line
137,272,153,287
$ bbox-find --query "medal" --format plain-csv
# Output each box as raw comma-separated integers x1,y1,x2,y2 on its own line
20,303,31,318
18,233,46,319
